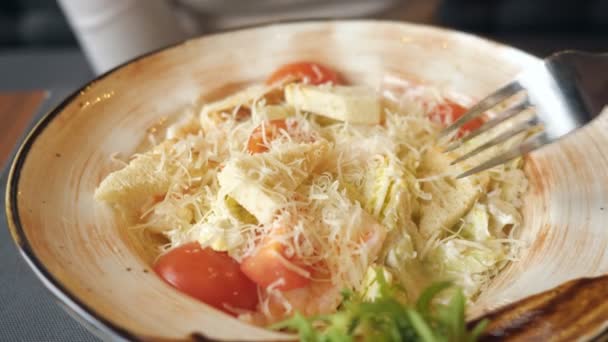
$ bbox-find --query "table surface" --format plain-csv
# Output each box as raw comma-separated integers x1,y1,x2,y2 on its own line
0,89,101,342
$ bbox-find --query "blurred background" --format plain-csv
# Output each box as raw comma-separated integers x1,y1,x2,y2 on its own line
0,0,607,89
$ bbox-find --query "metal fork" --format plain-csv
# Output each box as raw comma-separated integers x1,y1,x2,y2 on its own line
440,50,608,178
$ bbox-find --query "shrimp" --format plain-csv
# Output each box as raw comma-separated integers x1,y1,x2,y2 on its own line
247,214,388,324
248,277,340,325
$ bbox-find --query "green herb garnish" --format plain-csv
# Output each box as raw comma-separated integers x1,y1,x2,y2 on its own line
271,268,488,342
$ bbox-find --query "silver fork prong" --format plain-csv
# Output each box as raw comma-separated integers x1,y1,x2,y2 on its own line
450,118,541,166
438,82,524,139
443,101,533,152
456,132,551,178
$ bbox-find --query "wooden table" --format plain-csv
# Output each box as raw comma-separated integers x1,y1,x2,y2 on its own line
0,91,46,169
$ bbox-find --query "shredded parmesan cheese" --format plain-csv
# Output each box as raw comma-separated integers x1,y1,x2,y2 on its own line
95,74,528,323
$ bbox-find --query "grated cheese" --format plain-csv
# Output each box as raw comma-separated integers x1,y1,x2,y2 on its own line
95,75,528,322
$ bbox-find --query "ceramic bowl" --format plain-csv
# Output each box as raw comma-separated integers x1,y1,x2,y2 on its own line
6,20,608,341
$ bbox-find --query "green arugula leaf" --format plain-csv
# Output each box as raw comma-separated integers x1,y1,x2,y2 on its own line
469,319,490,341
271,267,487,342
405,309,437,342
435,289,466,341
416,281,452,317
270,312,319,341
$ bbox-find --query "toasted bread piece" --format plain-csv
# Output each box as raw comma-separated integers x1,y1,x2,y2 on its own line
252,103,295,123
200,85,267,117
218,140,329,224
284,84,381,124
418,147,489,238
95,141,176,211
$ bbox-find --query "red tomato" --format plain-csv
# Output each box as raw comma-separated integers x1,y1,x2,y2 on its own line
241,242,311,291
154,242,258,313
266,62,342,85
430,101,484,137
247,119,289,154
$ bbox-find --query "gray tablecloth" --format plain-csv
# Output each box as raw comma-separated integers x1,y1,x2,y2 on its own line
1,87,100,342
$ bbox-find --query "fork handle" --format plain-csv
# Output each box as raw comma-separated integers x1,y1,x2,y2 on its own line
548,51,608,117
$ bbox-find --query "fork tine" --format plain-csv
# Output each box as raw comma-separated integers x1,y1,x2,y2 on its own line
438,82,524,139
450,118,541,166
456,132,550,178
443,101,533,152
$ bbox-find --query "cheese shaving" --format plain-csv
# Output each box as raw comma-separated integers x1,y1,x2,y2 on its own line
95,75,528,324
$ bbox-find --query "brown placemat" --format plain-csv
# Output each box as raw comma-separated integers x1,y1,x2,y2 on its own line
0,91,47,169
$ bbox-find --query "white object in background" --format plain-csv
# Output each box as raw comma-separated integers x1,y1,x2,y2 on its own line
58,0,187,74
178,0,399,30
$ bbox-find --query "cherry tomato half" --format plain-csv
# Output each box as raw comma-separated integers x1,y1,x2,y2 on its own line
430,101,484,137
247,119,289,154
154,242,258,313
266,62,342,85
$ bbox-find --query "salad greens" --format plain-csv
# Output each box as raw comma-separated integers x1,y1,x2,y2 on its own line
271,268,488,342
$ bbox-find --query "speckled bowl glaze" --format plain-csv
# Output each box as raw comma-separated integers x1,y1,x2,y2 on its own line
6,21,608,341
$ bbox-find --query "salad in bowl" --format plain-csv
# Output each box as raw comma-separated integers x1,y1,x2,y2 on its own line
94,61,527,339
